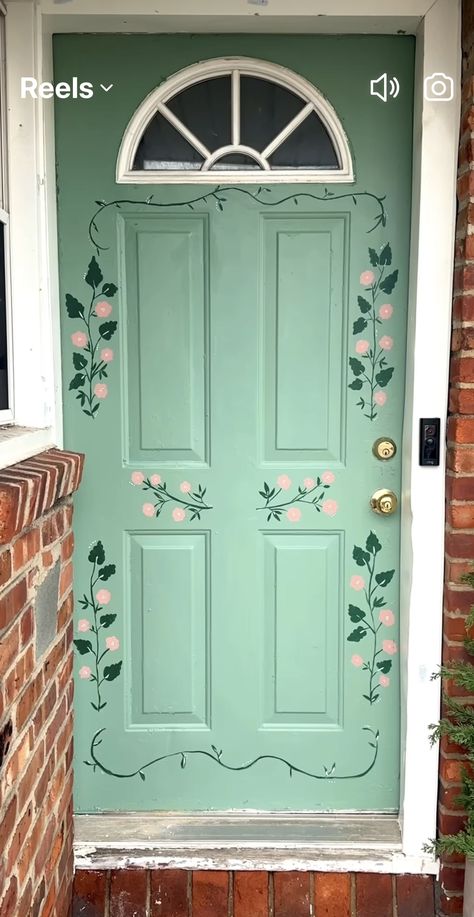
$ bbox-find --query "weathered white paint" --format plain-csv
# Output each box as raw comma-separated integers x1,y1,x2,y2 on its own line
4,0,461,870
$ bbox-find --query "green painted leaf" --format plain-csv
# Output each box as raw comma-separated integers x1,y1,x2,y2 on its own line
69,373,85,391
98,564,116,581
65,293,84,318
72,353,87,371
103,660,123,682
358,296,372,314
74,639,93,655
375,569,395,587
379,269,398,294
348,604,366,622
348,379,363,390
377,659,393,674
139,771,146,781
368,247,379,266
85,256,103,289
102,282,118,297
353,545,370,567
366,531,382,554
98,321,117,341
99,614,116,628
349,357,365,376
88,541,105,565
375,367,394,388
379,243,392,266
353,317,368,334
373,596,386,608
347,626,367,642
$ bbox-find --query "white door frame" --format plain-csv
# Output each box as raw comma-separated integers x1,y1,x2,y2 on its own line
6,0,461,871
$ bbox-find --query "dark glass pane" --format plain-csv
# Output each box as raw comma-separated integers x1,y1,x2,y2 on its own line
269,111,339,169
133,112,203,170
0,224,8,411
240,76,304,150
167,76,231,152
210,153,261,171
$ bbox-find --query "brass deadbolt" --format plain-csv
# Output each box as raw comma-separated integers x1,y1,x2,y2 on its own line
373,438,397,461
370,489,398,516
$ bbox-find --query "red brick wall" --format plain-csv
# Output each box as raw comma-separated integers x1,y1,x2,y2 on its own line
0,448,83,917
73,868,435,917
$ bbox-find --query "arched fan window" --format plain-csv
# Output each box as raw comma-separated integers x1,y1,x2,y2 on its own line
116,58,353,184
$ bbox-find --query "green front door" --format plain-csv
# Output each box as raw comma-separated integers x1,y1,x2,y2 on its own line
54,34,414,812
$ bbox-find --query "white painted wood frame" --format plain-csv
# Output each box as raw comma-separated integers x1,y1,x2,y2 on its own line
6,0,461,873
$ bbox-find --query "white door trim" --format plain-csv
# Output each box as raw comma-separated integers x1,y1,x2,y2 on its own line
8,0,460,869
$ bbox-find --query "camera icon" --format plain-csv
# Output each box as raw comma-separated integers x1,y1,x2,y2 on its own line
424,72,454,102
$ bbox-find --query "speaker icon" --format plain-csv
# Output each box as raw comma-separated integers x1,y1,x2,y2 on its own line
370,73,400,102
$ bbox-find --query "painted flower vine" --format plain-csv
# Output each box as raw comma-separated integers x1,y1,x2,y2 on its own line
256,473,338,522
74,540,122,711
347,531,397,704
66,256,118,418
131,472,212,522
349,244,398,420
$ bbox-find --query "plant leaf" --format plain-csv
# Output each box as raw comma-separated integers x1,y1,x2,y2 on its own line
379,269,398,294
349,357,365,377
377,659,393,674
102,282,118,297
368,248,379,266
358,296,372,314
353,545,370,567
88,541,106,565
99,613,117,628
74,638,93,655
85,256,103,289
353,317,368,334
103,661,123,682
65,294,84,318
348,604,366,622
73,353,87,370
347,626,367,642
98,563,116,581
98,321,117,341
348,379,363,390
375,569,395,587
69,373,85,391
375,367,394,388
379,243,392,266
366,531,382,554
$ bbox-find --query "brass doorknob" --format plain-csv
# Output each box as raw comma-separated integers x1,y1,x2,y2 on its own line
370,489,398,515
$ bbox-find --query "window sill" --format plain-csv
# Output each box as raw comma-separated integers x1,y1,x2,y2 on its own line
74,813,438,875
0,425,55,470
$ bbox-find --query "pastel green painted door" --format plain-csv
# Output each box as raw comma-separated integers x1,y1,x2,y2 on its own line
54,34,414,812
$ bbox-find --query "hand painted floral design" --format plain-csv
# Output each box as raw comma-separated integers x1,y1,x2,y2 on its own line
347,531,396,704
73,540,122,711
66,256,118,418
256,474,337,522
132,473,212,522
349,244,398,420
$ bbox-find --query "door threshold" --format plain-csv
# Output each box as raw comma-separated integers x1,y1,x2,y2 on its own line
74,813,438,875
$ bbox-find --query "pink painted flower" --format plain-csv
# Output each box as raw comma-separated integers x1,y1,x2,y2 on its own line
356,339,370,355
352,654,364,668
95,301,112,318
100,348,114,363
172,507,186,522
131,471,144,486
379,335,393,351
350,575,365,591
360,270,375,286
180,481,192,494
322,499,338,517
379,304,393,320
379,675,390,688
287,507,302,522
383,639,397,655
142,502,155,518
374,391,387,406
96,589,111,606
379,609,395,627
303,477,315,490
150,474,162,487
322,471,335,485
71,331,88,348
105,636,120,652
79,666,91,680
94,383,108,399
277,474,292,491
77,619,91,633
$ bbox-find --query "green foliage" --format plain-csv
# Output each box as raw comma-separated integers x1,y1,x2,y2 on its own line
429,569,474,856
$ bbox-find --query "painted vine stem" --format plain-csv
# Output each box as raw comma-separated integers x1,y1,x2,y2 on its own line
85,726,379,783
347,531,397,705
66,256,118,418
74,540,122,711
131,471,212,522
256,472,337,523
88,186,387,253
349,244,398,420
